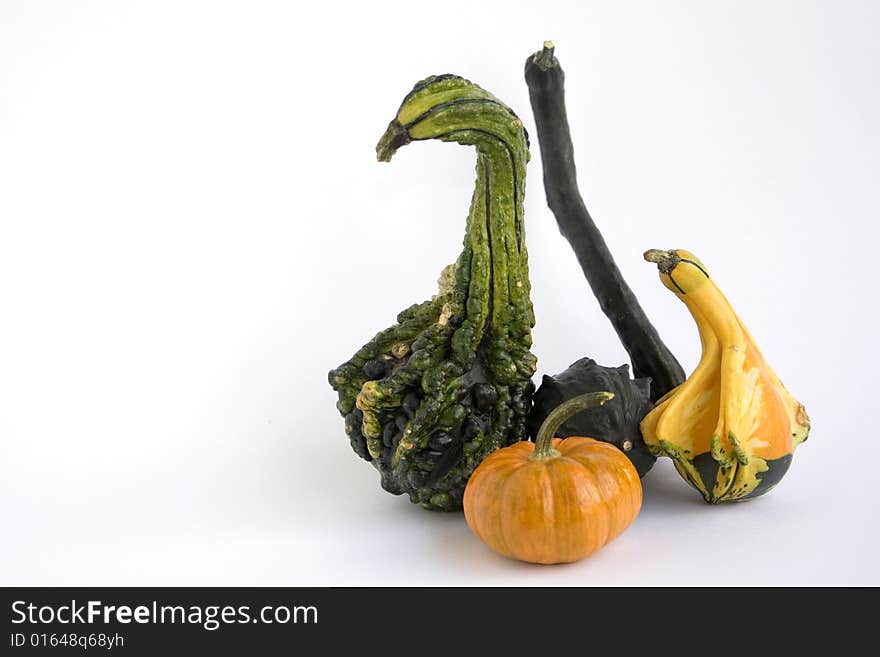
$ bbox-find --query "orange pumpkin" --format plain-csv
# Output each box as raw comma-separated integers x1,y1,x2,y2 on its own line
463,392,642,564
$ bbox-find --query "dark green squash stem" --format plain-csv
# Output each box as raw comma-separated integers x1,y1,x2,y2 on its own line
531,391,614,460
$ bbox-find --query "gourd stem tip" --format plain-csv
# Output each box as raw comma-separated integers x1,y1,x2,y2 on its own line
376,120,410,162
534,41,557,71
644,249,680,274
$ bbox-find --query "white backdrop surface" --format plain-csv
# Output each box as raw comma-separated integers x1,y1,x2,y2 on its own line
1,0,878,585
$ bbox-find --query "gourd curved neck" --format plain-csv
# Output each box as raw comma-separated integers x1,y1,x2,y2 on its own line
376,113,528,261
375,76,534,380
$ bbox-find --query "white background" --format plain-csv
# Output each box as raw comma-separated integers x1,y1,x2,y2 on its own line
2,0,878,586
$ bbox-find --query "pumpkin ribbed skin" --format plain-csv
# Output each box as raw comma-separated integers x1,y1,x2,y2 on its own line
463,437,641,564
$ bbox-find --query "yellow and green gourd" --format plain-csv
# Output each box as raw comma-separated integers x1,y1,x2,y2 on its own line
641,249,811,502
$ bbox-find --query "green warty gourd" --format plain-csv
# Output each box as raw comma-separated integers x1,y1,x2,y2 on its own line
328,75,537,510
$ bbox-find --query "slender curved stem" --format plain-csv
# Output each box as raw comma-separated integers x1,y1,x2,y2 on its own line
531,391,614,460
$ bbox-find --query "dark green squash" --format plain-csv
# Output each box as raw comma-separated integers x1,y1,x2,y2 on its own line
328,75,537,511
527,358,655,477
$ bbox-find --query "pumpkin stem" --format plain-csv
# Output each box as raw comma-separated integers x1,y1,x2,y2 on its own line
531,391,615,460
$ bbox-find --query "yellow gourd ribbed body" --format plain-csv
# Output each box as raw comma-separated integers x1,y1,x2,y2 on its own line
641,250,810,503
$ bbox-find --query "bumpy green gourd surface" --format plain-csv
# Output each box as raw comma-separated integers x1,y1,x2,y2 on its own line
328,75,537,510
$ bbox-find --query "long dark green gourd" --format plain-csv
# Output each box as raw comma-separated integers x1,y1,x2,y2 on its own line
524,43,685,400
328,75,537,511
